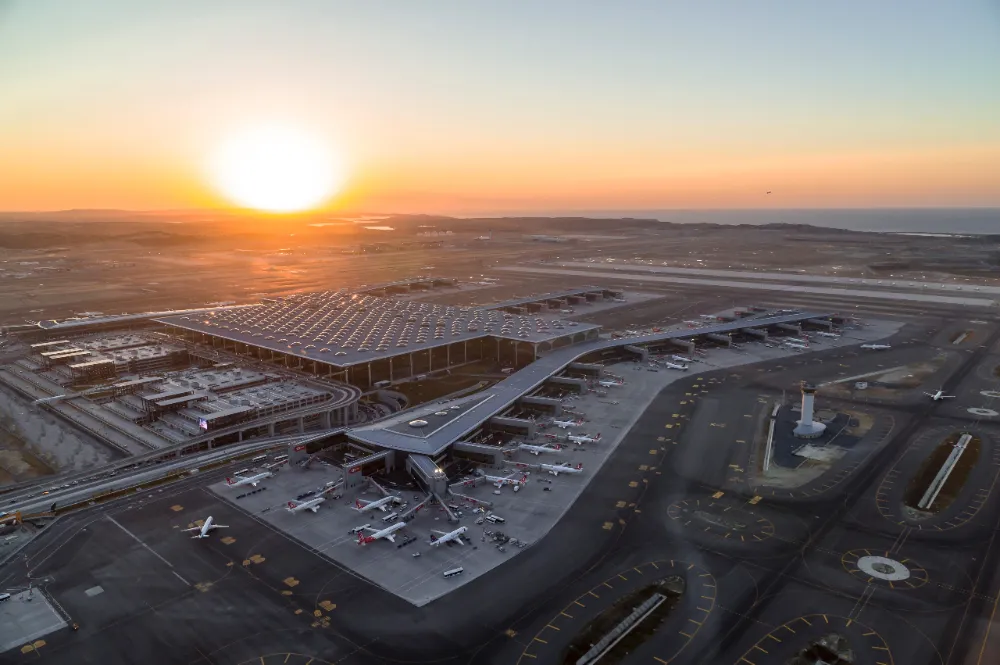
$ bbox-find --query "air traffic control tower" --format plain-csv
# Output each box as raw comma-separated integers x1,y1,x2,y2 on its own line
793,382,827,438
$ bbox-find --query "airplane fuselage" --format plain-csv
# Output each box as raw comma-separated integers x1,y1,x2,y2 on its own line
430,526,468,547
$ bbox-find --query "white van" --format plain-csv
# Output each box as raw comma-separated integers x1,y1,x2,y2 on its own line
0,592,10,602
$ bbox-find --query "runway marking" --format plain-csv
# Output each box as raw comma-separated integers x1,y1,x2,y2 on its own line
546,624,560,631
105,515,175,569
172,571,191,586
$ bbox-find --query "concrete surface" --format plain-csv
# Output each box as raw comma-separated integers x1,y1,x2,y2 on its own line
0,588,67,654
207,318,903,606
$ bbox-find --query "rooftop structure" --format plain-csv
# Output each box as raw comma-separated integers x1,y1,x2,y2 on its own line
157,291,602,388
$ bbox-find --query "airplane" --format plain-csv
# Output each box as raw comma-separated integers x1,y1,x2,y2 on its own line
815,331,841,338
356,522,406,545
663,362,689,371
552,418,584,429
429,526,468,547
481,472,528,489
567,432,601,445
519,443,562,456
598,379,623,388
226,472,273,488
925,389,955,401
860,344,892,350
355,495,401,513
286,497,325,514
540,462,584,476
182,516,228,539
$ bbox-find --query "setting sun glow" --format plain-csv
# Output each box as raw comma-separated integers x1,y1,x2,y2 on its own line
209,125,344,213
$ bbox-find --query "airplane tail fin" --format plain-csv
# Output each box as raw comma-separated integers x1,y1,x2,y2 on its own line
575,463,583,470
596,433,602,440
355,499,363,509
288,501,297,509
225,477,234,485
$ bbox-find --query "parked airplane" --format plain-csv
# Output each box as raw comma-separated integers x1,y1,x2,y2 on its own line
183,516,228,539
816,331,841,338
663,362,689,371
481,472,528,489
519,443,562,456
925,389,955,401
356,522,406,545
860,344,892,350
355,495,401,513
226,472,273,488
540,462,584,476
287,497,325,513
567,432,601,445
429,526,468,547
598,380,623,388
552,418,584,429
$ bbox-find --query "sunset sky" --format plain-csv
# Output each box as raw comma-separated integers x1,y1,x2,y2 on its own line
1,1,998,213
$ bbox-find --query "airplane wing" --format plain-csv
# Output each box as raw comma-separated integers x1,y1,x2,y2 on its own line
385,534,396,543
455,537,465,546
181,526,202,532
214,524,229,528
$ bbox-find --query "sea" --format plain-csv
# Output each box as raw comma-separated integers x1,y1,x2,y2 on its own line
475,209,1000,235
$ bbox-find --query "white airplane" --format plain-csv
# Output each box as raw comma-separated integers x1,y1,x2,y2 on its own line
286,497,325,514
182,516,228,539
567,432,601,445
925,389,955,401
540,462,584,476
519,443,562,456
816,331,841,338
671,355,694,363
226,472,273,488
598,379,623,388
482,472,528,489
429,526,468,547
355,495,401,513
860,344,892,350
552,418,584,429
356,522,406,545
663,362,689,371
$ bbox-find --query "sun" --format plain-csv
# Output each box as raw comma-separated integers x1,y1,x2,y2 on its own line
209,125,345,213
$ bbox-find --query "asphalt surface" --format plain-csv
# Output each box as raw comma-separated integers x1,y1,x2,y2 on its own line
4,314,1000,664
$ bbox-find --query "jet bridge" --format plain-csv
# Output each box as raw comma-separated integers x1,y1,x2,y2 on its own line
406,454,449,495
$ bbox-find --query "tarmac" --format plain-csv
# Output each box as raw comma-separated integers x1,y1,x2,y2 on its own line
6,312,1000,664
204,321,902,607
